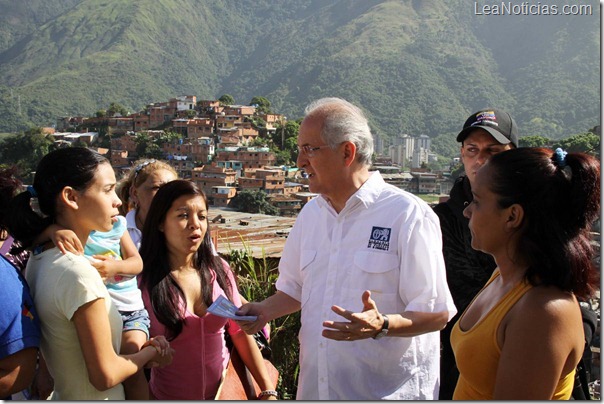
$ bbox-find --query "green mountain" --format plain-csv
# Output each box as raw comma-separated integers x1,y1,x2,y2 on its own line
0,0,599,144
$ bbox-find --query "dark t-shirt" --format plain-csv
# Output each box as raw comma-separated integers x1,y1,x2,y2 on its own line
433,175,496,399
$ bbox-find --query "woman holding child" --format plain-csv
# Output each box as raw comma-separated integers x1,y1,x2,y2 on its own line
5,147,173,400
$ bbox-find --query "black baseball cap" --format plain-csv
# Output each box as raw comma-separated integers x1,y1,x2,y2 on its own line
456,109,519,147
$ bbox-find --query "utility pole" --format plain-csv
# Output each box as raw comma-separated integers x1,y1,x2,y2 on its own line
281,116,287,149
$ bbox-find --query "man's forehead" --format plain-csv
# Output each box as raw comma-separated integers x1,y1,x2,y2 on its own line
299,116,324,140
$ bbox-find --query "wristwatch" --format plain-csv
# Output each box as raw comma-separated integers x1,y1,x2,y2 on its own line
372,314,389,339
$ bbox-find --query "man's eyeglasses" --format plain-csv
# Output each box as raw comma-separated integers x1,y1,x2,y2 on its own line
297,144,331,158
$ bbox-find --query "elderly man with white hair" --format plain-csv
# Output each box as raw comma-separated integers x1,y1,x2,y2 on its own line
237,97,456,400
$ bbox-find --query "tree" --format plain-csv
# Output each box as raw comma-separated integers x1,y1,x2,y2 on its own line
450,162,464,180
247,116,266,130
249,96,271,114
519,135,551,148
134,132,153,157
145,144,164,159
0,127,55,183
271,120,299,150
98,127,112,148
96,109,107,118
230,190,279,215
107,102,128,117
156,130,182,146
554,132,600,156
273,149,293,166
425,155,450,172
431,134,459,159
218,94,235,106
250,136,270,148
283,136,299,164
134,130,180,159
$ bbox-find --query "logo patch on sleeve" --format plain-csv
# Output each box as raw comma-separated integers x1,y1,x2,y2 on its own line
368,226,391,251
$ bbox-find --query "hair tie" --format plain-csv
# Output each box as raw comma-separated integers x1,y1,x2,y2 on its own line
27,187,47,218
133,159,156,179
553,148,567,168
27,185,37,198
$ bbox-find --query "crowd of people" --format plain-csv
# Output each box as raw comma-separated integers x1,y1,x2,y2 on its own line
0,97,599,400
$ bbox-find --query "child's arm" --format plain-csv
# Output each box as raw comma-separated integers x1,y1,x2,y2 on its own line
90,231,143,279
34,224,84,255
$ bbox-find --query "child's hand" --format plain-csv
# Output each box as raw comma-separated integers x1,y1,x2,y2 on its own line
52,228,84,255
143,336,174,368
89,255,119,279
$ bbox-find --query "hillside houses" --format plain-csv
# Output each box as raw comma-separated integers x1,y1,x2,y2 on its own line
52,94,454,216
52,94,316,214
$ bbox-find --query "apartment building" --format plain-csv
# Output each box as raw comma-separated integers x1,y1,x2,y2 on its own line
148,101,177,128
209,186,237,207
192,165,237,197
254,169,285,194
215,147,276,170
163,138,215,164
172,117,214,138
131,111,151,132
408,172,440,194
268,194,302,217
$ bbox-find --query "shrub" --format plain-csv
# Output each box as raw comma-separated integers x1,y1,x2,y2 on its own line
222,240,301,400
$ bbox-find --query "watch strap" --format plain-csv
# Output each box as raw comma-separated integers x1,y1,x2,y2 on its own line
372,314,389,339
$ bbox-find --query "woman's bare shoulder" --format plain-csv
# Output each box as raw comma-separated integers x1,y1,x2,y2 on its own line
514,285,581,327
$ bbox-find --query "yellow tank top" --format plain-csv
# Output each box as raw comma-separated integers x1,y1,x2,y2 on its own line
450,269,575,400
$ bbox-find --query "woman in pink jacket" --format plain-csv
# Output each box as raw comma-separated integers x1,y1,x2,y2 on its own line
138,180,277,400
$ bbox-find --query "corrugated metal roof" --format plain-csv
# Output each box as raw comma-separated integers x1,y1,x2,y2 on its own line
209,207,296,258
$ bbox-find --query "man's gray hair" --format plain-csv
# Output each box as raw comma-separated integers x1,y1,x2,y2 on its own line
304,97,374,166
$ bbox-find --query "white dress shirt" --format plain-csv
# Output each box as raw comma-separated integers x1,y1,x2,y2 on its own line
276,171,456,400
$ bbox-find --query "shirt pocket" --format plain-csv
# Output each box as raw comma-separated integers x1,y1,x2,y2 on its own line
350,251,400,314
299,249,317,308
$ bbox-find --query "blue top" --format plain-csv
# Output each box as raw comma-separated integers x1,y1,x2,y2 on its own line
86,215,136,288
85,216,143,311
86,216,125,260
0,254,41,360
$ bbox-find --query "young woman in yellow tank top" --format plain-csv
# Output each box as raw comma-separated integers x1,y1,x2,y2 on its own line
450,147,600,400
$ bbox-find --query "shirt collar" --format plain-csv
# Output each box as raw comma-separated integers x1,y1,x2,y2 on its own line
317,171,384,213
125,209,139,231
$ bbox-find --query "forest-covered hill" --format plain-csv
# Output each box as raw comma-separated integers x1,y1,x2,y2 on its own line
0,0,599,145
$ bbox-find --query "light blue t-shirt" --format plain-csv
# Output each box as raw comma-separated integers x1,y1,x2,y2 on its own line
85,216,144,312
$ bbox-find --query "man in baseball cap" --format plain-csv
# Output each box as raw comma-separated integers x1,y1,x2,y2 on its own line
456,109,519,147
434,108,519,399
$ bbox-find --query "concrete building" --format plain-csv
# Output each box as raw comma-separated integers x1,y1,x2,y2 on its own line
192,165,237,197
210,186,237,207
268,194,302,216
